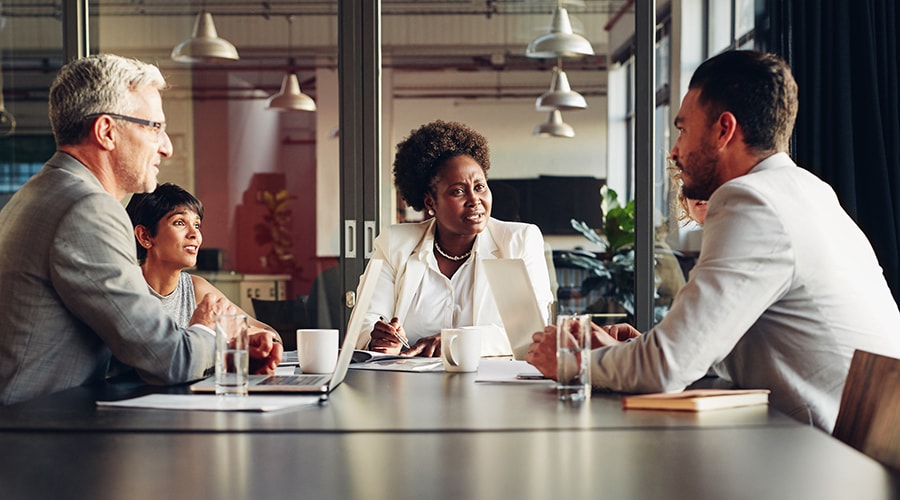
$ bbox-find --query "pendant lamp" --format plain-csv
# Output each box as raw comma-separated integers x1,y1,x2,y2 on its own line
534,110,575,138
267,73,317,112
536,65,587,111
526,5,594,59
172,11,239,63
266,16,317,112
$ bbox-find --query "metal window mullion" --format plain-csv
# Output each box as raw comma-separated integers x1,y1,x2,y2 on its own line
62,0,89,62
633,0,656,331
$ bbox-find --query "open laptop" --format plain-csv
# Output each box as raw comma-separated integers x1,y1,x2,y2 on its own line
483,258,548,360
191,259,383,394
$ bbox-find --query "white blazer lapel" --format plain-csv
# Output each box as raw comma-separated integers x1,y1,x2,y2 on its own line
395,244,429,323
472,225,502,324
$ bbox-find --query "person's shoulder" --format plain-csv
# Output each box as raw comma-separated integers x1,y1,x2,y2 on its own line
733,153,819,187
390,219,431,232
188,271,212,289
722,154,833,207
487,218,541,237
483,219,545,253
373,220,432,262
384,220,431,241
15,155,102,206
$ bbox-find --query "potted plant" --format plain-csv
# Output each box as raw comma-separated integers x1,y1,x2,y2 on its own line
254,189,298,273
556,186,680,323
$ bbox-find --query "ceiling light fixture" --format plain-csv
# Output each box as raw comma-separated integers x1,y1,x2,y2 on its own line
525,4,595,59
535,64,587,111
171,10,240,64
266,16,317,112
534,110,575,138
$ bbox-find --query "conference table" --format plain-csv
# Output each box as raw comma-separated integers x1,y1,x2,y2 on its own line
0,364,897,499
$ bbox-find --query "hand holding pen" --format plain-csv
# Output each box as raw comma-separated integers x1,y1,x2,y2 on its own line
374,316,410,350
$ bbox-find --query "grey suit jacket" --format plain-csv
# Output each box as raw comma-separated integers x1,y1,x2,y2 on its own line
0,152,215,405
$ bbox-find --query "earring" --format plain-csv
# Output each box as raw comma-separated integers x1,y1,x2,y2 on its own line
427,209,435,216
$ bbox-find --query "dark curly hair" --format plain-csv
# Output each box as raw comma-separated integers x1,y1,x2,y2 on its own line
126,183,204,264
393,120,490,212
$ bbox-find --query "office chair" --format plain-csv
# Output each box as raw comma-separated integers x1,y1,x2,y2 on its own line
832,349,900,470
251,295,311,351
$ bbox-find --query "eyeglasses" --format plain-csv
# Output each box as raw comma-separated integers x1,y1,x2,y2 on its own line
85,113,167,141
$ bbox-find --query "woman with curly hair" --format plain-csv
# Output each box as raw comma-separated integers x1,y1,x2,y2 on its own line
354,120,554,358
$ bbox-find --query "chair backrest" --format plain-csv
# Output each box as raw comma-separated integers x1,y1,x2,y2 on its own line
863,371,900,470
832,349,900,470
251,296,311,351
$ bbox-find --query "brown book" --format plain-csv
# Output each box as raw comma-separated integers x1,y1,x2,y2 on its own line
622,388,770,412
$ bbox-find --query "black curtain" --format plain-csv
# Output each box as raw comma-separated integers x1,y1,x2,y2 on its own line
761,0,900,305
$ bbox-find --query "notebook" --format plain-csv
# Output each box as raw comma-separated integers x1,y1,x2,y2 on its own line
483,258,548,360
190,259,383,394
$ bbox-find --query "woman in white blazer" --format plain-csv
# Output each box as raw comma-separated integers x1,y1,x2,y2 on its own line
355,120,553,357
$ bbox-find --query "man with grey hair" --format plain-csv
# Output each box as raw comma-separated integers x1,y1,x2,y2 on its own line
0,54,281,405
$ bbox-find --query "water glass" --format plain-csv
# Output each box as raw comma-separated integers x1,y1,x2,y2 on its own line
556,314,591,401
215,313,250,396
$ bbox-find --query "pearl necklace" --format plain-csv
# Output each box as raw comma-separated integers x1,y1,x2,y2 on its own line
434,241,472,262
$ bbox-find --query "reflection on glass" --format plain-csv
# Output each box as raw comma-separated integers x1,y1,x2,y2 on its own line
0,11,62,201
708,0,733,55
735,0,756,40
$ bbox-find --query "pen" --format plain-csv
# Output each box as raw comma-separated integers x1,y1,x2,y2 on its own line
379,316,410,349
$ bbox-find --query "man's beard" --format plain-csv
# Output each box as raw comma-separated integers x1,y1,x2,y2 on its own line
679,147,719,201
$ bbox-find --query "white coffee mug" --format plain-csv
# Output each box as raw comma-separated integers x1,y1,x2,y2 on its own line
296,329,339,374
440,326,482,373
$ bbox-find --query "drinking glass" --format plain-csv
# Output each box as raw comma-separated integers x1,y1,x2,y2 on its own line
556,313,591,401
215,314,250,396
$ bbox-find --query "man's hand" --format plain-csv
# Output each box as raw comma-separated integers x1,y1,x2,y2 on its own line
527,322,642,379
189,293,237,330
590,322,642,347
525,326,559,380
248,329,283,374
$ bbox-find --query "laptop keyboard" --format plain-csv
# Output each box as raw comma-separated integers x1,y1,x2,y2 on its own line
258,375,330,386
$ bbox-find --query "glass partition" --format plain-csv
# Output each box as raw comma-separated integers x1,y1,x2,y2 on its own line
0,5,65,206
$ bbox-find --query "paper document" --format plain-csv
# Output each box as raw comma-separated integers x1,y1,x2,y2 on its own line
349,351,445,372
96,394,321,412
475,359,554,384
279,350,299,366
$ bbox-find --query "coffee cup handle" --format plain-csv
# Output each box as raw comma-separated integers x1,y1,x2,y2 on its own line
447,335,459,367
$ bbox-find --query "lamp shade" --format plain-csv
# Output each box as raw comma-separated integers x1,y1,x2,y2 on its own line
534,110,575,138
266,72,317,112
536,67,587,111
171,11,240,63
526,7,595,59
